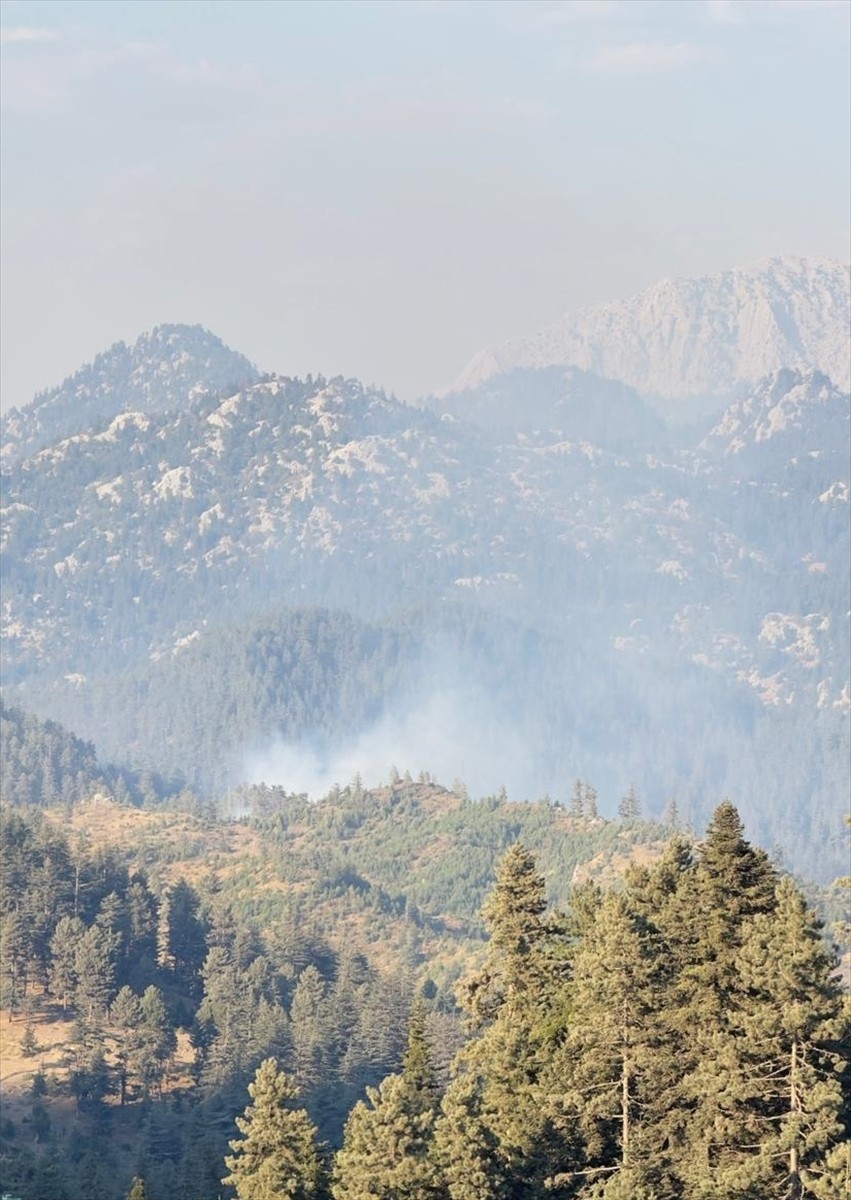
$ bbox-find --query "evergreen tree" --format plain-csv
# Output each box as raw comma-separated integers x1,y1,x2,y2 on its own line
432,1073,510,1200
49,915,85,1012
680,878,848,1199
453,844,569,1197
29,1154,72,1200
136,985,176,1097
569,780,584,819
807,1141,851,1200
289,965,331,1098
400,1001,439,1114
126,1179,151,1200
618,784,641,822
460,842,550,1022
662,796,680,829
223,1057,326,1200
20,1021,39,1057
73,922,117,1021
668,803,778,1187
332,1008,441,1199
697,800,777,932
177,1107,227,1200
546,891,670,1196
0,907,31,1013
332,1073,441,1200
584,786,599,821
158,879,206,997
126,876,159,970
111,985,142,1104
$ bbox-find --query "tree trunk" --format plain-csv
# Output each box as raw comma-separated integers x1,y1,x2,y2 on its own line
789,1036,801,1200
622,1009,630,1167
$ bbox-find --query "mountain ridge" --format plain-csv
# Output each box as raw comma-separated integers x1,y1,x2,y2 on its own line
1,337,847,880
0,323,260,465
446,256,851,411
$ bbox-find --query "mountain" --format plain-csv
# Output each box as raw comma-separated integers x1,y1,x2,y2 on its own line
1,336,848,881
426,365,665,451
448,257,851,416
0,323,259,464
0,374,534,682
699,367,850,465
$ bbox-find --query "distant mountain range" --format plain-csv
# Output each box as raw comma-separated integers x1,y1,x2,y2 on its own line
446,257,850,420
1,256,849,882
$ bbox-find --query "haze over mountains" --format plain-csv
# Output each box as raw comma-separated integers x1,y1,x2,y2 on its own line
447,257,850,422
0,256,848,882
0,325,260,466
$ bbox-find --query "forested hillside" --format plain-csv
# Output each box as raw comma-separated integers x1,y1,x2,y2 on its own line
1,0,847,1189
1,778,848,1199
0,294,848,1193
2,328,848,881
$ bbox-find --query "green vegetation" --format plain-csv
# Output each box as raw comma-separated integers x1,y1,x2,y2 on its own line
0,707,848,1198
223,1058,324,1200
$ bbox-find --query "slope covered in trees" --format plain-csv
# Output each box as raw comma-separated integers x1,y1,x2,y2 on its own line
1,780,847,1200
215,812,850,1199
2,343,848,883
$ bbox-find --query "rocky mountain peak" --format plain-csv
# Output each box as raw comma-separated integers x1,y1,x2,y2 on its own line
1,324,260,465
447,256,850,412
700,367,849,458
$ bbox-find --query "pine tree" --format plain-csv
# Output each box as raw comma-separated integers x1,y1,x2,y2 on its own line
136,985,176,1098
122,876,159,988
667,803,778,1180
401,1001,439,1113
432,1073,510,1200
48,914,85,1012
332,1008,441,1199
569,780,584,819
460,842,550,1022
332,1073,441,1200
662,796,679,829
111,985,142,1104
452,844,569,1197
698,800,777,928
73,923,117,1021
20,1021,39,1057
546,892,670,1195
223,1057,325,1200
0,907,31,1013
29,1154,72,1200
584,785,599,820
618,784,640,822
807,1141,851,1200
157,878,206,997
177,1106,226,1200
681,878,848,1200
289,965,330,1098
664,802,777,1043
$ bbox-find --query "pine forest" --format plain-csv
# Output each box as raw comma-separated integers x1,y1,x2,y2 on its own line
0,709,848,1198
1,6,850,1195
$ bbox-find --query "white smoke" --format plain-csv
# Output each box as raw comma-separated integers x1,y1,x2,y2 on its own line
238,683,541,801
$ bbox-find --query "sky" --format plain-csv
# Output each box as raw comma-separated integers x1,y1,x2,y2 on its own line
1,0,849,409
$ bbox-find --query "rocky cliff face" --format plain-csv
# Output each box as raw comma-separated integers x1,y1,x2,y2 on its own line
448,257,850,406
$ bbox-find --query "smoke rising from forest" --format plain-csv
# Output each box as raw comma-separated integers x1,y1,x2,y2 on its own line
239,682,541,803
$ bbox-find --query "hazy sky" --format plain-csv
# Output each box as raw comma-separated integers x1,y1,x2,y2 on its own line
1,0,849,408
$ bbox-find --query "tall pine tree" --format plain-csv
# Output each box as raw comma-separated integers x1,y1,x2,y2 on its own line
332,1006,441,1200
452,844,568,1198
698,878,848,1199
223,1057,326,1200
